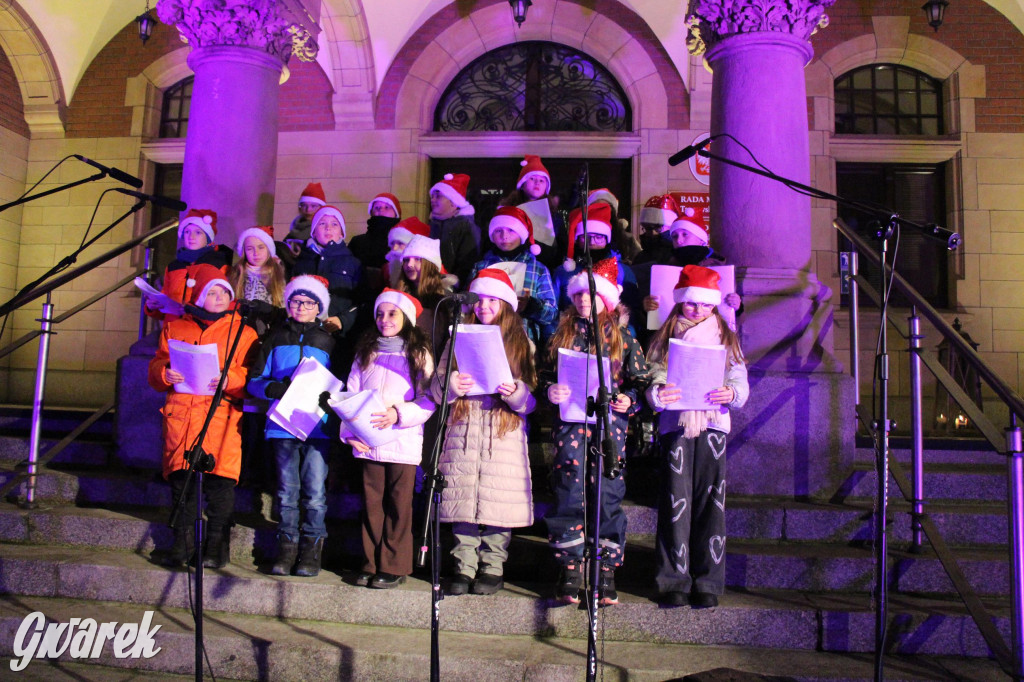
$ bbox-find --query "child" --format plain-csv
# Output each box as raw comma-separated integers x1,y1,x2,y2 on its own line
543,257,650,605
396,235,455,351
281,182,328,268
148,269,258,569
645,265,748,608
429,172,481,286
292,205,363,338
247,275,336,577
588,188,641,264
498,155,565,272
469,206,558,347
145,208,231,324
343,288,435,588
634,194,681,266
349,192,402,271
229,225,286,336
385,216,431,288
429,268,537,596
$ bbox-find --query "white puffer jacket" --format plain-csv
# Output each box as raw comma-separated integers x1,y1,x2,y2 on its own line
342,344,436,465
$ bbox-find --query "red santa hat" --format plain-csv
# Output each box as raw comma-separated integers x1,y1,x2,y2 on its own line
311,205,347,241
566,257,621,310
564,203,613,272
640,194,681,232
299,182,327,207
235,225,276,260
489,206,541,256
430,173,474,215
469,268,518,311
587,188,619,215
516,155,550,190
368,192,401,217
388,216,431,246
284,274,331,320
673,264,722,306
178,208,217,244
668,206,710,245
374,287,422,323
193,267,235,308
402,235,444,271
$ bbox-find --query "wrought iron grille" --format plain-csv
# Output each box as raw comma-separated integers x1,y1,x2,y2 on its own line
834,64,943,135
434,41,631,132
160,76,193,138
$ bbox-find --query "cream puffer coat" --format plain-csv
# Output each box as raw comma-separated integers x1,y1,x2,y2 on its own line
430,342,536,528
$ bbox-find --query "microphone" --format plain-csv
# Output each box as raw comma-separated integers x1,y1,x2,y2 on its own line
448,291,480,305
668,136,713,167
115,188,187,212
926,223,962,251
73,154,143,188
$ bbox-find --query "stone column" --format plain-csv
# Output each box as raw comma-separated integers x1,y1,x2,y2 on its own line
156,0,319,248
687,0,854,498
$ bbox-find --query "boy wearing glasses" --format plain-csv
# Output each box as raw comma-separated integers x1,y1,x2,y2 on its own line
248,275,337,577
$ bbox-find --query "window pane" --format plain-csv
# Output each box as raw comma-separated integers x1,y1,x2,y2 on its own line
898,91,918,114
921,118,939,135
897,69,917,90
876,89,896,113
875,66,894,90
877,117,897,134
898,117,920,135
852,69,872,89
920,91,938,115
854,116,875,134
853,91,874,115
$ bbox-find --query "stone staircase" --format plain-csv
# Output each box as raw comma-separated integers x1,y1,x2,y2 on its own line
0,407,1013,681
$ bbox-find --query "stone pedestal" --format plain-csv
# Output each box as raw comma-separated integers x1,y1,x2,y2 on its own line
114,334,163,470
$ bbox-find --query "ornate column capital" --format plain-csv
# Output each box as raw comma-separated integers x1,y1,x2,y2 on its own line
156,0,320,63
686,0,835,55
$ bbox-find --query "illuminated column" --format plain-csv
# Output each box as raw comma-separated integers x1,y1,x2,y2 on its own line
157,0,319,248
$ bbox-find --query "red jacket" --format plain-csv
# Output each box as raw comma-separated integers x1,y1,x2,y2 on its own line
147,246,231,323
148,309,258,483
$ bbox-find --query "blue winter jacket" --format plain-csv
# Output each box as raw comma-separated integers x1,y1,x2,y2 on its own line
292,241,363,336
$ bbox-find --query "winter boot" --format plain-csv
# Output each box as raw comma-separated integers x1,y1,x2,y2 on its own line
161,526,194,568
202,525,231,569
598,568,619,606
293,536,324,577
555,562,584,603
270,536,299,576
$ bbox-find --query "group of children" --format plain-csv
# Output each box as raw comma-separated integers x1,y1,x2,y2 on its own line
145,158,748,609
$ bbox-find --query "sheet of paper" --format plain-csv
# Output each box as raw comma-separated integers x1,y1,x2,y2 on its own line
557,348,612,424
486,261,527,296
266,356,344,441
665,338,727,411
518,198,555,246
168,339,221,396
644,264,737,332
135,277,184,316
453,324,514,396
329,390,400,448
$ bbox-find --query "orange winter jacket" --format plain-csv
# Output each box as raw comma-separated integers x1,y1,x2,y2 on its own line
148,309,259,483
146,246,231,324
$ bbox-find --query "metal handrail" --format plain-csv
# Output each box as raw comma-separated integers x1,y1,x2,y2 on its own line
834,217,1024,678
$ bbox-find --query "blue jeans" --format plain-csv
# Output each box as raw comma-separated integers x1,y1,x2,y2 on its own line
271,438,329,540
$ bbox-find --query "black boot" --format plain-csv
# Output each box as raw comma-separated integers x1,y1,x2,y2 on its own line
161,526,194,568
293,536,324,577
555,562,584,603
202,525,230,569
270,536,299,576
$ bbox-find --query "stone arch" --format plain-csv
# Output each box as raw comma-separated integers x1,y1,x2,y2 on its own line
0,0,66,136
379,0,687,132
319,0,376,128
125,47,192,139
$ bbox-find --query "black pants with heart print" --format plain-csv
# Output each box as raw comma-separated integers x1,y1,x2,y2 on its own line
654,427,728,596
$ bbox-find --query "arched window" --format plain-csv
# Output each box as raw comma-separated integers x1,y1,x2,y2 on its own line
434,41,631,132
834,64,943,135
160,76,193,138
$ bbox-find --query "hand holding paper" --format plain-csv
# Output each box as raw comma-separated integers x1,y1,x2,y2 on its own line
453,325,513,395
266,356,344,441
329,390,400,448
168,340,221,395
664,339,727,411
134,277,184,316
556,349,611,424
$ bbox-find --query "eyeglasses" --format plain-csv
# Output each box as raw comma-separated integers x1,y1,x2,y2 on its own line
682,301,716,311
288,299,318,310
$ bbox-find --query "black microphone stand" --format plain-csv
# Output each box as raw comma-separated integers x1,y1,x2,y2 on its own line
416,296,464,682
688,140,959,682
0,171,108,213
573,163,618,682
167,303,253,682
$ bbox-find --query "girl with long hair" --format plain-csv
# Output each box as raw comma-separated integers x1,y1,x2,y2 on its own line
229,226,286,335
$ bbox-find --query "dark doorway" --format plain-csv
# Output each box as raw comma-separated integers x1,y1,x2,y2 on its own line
150,164,184,282
836,162,950,309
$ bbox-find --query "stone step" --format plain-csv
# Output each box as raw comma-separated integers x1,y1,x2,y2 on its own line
837,461,1006,503
0,544,1010,662
0,435,112,467
0,594,1005,681
0,405,114,438
0,504,1014,598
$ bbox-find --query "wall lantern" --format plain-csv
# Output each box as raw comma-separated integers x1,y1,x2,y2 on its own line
921,0,948,31
510,0,532,28
136,1,156,44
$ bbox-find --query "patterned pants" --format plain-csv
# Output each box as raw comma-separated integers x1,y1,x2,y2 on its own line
655,428,728,596
545,415,628,569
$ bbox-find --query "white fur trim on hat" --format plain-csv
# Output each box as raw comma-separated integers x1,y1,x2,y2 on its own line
587,188,619,214
572,218,613,243
430,174,470,210
285,275,331,320
669,218,709,245
401,235,443,270
236,227,276,260
469,273,518,310
673,286,722,306
179,215,216,244
566,271,621,310
516,170,550,190
488,212,530,245
388,226,414,246
300,194,326,207
640,206,678,230
311,206,347,241
374,289,418,324
195,278,234,307
368,194,400,217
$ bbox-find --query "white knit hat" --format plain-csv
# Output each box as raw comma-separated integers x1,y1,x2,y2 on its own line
402,235,444,270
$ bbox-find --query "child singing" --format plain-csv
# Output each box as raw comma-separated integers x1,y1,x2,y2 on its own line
228,225,286,336
343,288,435,588
645,265,748,608
543,257,650,606
429,268,537,596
